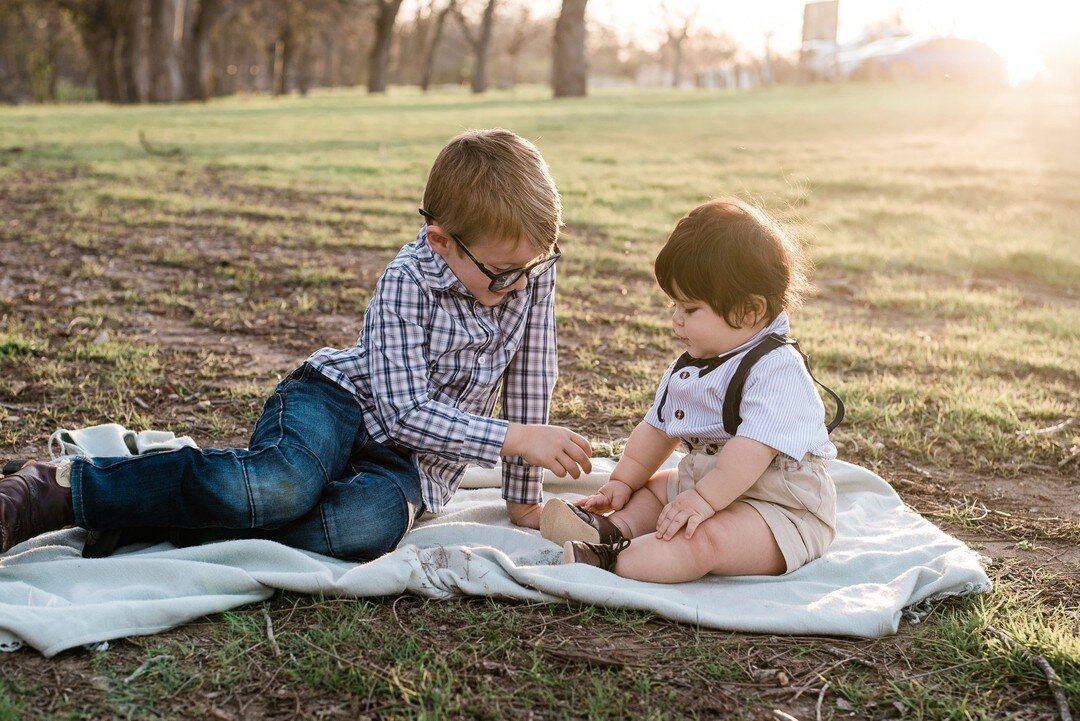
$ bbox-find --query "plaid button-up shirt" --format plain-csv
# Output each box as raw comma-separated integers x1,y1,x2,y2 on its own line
307,227,558,513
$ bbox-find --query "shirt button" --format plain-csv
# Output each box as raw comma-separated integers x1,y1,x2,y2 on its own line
674,409,685,420
679,371,690,380
478,357,486,365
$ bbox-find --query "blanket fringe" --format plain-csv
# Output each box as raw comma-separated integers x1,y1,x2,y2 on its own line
902,580,993,625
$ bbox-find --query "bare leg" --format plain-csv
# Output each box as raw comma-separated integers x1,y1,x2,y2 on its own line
607,470,673,538
614,501,786,583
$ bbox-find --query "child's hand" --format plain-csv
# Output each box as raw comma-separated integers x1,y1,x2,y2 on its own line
656,489,716,541
575,480,632,513
502,423,593,478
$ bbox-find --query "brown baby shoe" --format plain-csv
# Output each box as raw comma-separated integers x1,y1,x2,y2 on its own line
539,498,626,546
562,538,631,572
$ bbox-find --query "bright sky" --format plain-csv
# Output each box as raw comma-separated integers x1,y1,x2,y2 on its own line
570,0,1080,83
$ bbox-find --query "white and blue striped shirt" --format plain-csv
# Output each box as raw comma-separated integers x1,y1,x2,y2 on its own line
644,312,836,461
307,228,558,512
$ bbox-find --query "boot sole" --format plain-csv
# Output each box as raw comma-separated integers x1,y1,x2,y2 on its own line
540,498,600,546
561,540,578,564
2,460,31,476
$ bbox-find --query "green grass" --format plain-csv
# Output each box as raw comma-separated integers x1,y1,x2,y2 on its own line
0,83,1077,718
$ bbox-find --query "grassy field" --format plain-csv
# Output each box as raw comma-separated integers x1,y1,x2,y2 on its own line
0,83,1077,719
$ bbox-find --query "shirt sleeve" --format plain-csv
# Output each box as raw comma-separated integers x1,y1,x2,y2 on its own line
643,361,678,433
735,348,827,460
363,267,508,466
497,266,558,505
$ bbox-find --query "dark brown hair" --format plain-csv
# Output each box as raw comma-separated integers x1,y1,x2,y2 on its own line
654,197,812,328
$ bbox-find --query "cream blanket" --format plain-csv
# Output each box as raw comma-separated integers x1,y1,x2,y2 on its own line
0,454,990,657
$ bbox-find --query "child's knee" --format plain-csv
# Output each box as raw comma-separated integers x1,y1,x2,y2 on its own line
330,488,414,561
239,446,328,527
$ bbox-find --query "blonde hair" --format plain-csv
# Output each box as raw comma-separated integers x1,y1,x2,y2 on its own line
422,129,562,253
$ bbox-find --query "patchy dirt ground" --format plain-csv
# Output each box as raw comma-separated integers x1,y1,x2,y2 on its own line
1,167,1077,719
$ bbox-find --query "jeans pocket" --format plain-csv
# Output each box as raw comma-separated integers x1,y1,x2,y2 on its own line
276,363,312,394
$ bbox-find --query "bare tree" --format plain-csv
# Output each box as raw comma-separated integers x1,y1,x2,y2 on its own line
659,1,697,87
181,0,248,100
455,0,497,94
148,0,184,101
368,0,403,92
420,0,456,92
551,0,587,97
52,0,126,102
502,3,538,88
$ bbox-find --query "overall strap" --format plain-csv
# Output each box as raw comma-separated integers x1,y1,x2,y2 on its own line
655,347,742,423
722,333,846,436
790,339,846,433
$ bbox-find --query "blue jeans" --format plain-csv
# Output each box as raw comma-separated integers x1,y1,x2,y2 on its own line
70,363,423,561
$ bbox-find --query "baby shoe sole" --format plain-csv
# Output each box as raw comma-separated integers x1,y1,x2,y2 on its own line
540,498,600,546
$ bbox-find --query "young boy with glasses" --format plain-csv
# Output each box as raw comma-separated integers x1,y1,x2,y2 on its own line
0,128,591,560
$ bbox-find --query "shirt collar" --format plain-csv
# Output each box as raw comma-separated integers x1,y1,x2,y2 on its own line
723,310,791,358
413,226,467,294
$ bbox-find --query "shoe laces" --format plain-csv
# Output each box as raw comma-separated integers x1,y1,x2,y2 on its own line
585,537,631,572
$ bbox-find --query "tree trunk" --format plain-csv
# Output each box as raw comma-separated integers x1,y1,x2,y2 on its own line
130,0,151,101
80,11,122,102
65,1,126,103
272,34,290,96
368,0,403,93
420,0,454,92
469,0,496,94
322,31,338,87
182,0,220,100
24,5,62,102
148,0,183,102
552,0,588,98
117,0,144,103
293,38,313,96
671,42,684,87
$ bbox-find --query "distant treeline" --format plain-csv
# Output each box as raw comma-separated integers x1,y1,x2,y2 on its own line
0,0,783,104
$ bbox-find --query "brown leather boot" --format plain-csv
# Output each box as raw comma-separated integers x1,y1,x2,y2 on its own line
561,538,631,572
0,462,74,553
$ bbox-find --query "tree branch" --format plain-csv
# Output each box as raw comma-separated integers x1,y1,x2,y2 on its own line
453,6,478,49
984,626,1073,721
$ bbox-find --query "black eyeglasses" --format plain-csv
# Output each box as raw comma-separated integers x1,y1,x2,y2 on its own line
418,208,561,292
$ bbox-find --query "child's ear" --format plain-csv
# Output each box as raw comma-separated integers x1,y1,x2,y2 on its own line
745,296,768,326
425,225,453,258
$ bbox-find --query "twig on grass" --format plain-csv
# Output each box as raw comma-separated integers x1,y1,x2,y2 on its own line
815,683,829,721
123,654,173,684
822,645,876,668
984,625,1073,721
1016,418,1075,437
263,608,282,657
391,595,410,634
540,643,641,669
1059,447,1080,468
